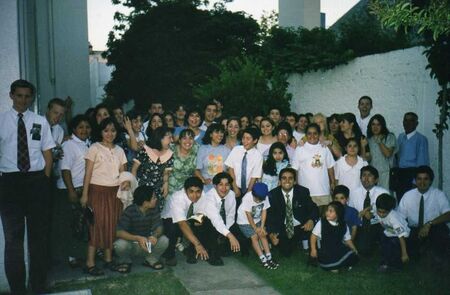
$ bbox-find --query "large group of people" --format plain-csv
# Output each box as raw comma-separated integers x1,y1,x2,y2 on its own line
0,79,449,294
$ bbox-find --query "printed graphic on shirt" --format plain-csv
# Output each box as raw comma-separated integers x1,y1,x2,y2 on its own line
31,123,42,140
251,203,264,220
207,154,224,176
383,222,405,236
311,154,323,168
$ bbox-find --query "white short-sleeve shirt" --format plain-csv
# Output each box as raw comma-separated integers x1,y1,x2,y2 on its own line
161,189,206,223
195,188,236,236
378,210,410,238
56,135,90,189
334,155,368,193
312,220,351,241
349,185,389,224
236,191,270,225
0,109,55,172
51,124,65,145
398,188,450,227
224,146,263,190
292,142,335,196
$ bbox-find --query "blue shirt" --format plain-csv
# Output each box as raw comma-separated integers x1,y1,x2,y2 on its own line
344,205,361,230
174,127,205,144
397,131,429,168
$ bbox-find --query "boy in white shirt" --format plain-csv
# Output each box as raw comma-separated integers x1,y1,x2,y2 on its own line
237,183,278,269
225,127,263,201
376,194,410,272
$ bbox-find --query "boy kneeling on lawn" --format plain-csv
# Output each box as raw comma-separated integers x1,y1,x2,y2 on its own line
114,186,169,273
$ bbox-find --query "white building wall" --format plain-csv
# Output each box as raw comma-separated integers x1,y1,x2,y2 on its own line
289,46,450,193
89,52,114,106
0,0,20,111
279,0,321,29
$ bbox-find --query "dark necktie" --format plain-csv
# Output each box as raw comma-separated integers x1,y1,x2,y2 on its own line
17,113,30,172
187,202,194,218
363,190,371,226
418,195,424,227
240,151,248,193
220,199,226,224
285,193,294,239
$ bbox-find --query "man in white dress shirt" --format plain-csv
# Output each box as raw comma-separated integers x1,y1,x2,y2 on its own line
398,166,450,264
0,80,55,294
356,96,373,137
349,165,389,256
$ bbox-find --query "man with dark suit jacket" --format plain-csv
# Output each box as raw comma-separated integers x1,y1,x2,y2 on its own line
267,167,319,257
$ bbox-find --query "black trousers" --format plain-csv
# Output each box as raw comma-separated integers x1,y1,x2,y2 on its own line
408,224,450,260
380,235,402,268
395,167,417,202
275,225,311,257
355,223,382,256
162,217,220,259
0,171,50,294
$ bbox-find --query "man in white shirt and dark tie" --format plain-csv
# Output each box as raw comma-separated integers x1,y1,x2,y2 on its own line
398,166,450,265
0,80,55,294
349,165,389,256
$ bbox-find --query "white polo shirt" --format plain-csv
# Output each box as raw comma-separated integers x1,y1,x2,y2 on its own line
0,109,55,173
378,210,410,238
225,146,263,190
195,188,236,236
398,188,450,227
334,155,368,193
56,135,90,189
349,185,389,224
161,189,205,223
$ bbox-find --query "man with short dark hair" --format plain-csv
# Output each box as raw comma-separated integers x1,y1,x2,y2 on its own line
199,101,217,131
0,80,55,293
357,96,373,136
398,166,449,264
114,186,168,272
45,98,66,161
395,112,429,201
142,101,164,132
268,107,282,126
267,168,319,257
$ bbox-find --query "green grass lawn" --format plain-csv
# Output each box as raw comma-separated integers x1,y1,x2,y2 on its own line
239,250,449,295
50,270,188,295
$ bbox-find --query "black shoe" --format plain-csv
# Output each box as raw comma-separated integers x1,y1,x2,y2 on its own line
208,256,224,266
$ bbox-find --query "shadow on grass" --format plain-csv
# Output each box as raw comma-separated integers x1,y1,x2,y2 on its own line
50,270,188,295
238,250,449,295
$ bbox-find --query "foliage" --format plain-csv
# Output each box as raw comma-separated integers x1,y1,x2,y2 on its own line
337,8,413,57
104,0,260,110
369,0,450,40
193,56,292,117
258,27,355,75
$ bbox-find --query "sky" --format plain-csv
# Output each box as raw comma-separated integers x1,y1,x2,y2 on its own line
88,0,359,51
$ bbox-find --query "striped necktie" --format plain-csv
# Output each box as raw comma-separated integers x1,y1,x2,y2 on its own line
17,113,30,172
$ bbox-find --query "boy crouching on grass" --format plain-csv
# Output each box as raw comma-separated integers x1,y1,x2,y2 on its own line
237,183,279,269
376,193,410,272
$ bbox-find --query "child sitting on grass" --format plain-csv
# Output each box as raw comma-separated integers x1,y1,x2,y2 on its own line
376,193,410,272
310,201,358,273
237,183,279,269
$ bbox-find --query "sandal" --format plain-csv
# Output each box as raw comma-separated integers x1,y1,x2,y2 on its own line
143,260,164,270
83,265,104,276
112,263,131,274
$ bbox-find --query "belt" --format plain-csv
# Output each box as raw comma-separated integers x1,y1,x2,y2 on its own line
0,170,45,178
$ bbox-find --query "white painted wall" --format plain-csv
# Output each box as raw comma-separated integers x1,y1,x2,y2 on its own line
289,46,450,193
279,0,321,29
0,0,20,111
89,52,113,106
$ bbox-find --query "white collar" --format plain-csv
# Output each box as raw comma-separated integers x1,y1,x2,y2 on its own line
406,130,417,140
282,188,294,198
11,108,30,117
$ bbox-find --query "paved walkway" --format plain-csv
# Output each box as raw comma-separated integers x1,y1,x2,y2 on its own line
44,252,280,295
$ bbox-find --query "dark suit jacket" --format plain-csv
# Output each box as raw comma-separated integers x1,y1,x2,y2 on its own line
267,184,319,234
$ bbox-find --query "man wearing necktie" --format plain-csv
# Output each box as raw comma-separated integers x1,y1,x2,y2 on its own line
398,166,450,265
348,166,389,256
267,168,319,257
0,80,55,294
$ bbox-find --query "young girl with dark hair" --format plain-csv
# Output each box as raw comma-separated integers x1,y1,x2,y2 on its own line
262,142,290,191
310,201,359,272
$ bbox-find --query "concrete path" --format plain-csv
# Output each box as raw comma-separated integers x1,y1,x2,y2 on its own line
45,252,280,295
171,253,280,295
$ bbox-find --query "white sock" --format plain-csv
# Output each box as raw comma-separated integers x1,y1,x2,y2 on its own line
266,253,272,260
302,240,309,250
259,254,267,262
